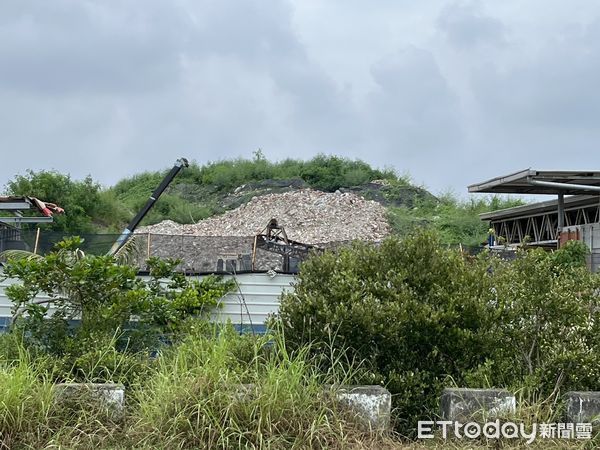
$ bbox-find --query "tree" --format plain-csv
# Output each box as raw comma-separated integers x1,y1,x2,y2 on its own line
276,230,600,434
4,169,123,234
1,237,234,357
276,231,493,432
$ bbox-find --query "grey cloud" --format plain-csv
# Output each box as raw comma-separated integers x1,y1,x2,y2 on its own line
183,0,302,61
436,1,505,49
454,18,600,185
2,0,600,196
0,1,189,94
0,0,355,186
472,20,600,129
365,47,464,159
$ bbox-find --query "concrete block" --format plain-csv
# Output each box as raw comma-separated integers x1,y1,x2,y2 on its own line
440,388,515,422
54,383,125,415
566,392,600,424
234,383,257,401
232,384,391,432
335,385,391,432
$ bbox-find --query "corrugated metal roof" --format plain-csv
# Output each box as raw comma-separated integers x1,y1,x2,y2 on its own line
480,195,600,220
468,169,600,195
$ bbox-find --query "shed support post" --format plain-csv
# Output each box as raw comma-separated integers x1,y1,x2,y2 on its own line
557,193,565,245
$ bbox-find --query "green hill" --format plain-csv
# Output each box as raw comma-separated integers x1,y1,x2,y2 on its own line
3,153,523,247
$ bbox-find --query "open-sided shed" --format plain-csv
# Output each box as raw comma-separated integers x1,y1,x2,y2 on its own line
469,169,600,270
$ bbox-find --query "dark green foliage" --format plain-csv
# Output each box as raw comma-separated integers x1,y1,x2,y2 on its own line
474,245,600,395
276,231,600,434
1,237,233,381
4,169,126,234
297,155,382,191
277,230,492,432
109,154,400,227
186,152,394,192
387,193,525,247
548,239,589,268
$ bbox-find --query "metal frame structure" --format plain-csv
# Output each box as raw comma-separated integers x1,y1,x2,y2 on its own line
252,219,322,272
481,195,600,246
469,169,600,246
468,169,600,195
0,197,56,227
0,197,60,253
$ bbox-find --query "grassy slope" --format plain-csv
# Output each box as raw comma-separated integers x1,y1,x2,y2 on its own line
108,154,404,226
107,155,522,247
3,154,523,246
387,193,524,247
104,154,521,246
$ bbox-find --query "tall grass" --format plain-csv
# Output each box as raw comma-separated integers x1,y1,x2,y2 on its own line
129,327,367,449
0,351,53,449
0,326,594,448
0,325,391,449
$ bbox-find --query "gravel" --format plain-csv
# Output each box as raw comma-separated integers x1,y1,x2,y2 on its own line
137,189,390,243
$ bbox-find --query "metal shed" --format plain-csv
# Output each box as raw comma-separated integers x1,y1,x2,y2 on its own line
469,169,600,271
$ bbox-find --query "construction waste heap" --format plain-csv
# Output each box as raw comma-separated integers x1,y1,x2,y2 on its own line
135,189,390,273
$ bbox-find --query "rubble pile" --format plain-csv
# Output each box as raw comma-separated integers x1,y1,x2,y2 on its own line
137,189,390,243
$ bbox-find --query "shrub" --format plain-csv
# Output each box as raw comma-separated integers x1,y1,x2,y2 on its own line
4,169,115,234
276,230,494,432
276,230,600,434
1,238,233,381
476,243,600,395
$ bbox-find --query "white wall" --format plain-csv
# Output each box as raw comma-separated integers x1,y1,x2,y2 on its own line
0,271,295,332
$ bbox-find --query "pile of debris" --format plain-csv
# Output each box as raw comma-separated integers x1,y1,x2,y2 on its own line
137,189,390,243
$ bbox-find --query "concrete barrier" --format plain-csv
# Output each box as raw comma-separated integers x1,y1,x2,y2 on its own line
440,388,515,422
235,383,391,432
334,385,391,432
54,383,125,416
51,383,391,432
565,392,600,424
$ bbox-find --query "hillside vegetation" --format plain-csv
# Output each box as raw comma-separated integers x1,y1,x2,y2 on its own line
3,153,522,246
1,234,598,447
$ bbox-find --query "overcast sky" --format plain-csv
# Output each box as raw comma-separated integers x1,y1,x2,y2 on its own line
1,1,599,196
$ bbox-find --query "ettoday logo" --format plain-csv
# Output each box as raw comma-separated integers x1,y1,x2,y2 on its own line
418,420,592,443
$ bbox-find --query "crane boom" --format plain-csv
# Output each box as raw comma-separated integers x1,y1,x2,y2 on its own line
108,157,189,256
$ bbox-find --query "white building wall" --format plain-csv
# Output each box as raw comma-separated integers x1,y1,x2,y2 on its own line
0,272,295,332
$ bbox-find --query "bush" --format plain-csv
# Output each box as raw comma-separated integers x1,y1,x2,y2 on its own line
276,230,600,434
1,238,233,382
4,169,117,234
476,242,600,395
277,230,493,432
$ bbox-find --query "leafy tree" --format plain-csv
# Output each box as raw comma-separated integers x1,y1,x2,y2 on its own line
1,237,234,366
477,243,600,394
4,170,122,234
276,230,600,433
276,230,493,432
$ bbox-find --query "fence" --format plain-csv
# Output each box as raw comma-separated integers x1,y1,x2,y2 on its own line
0,230,314,273
0,228,487,273
0,224,22,252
